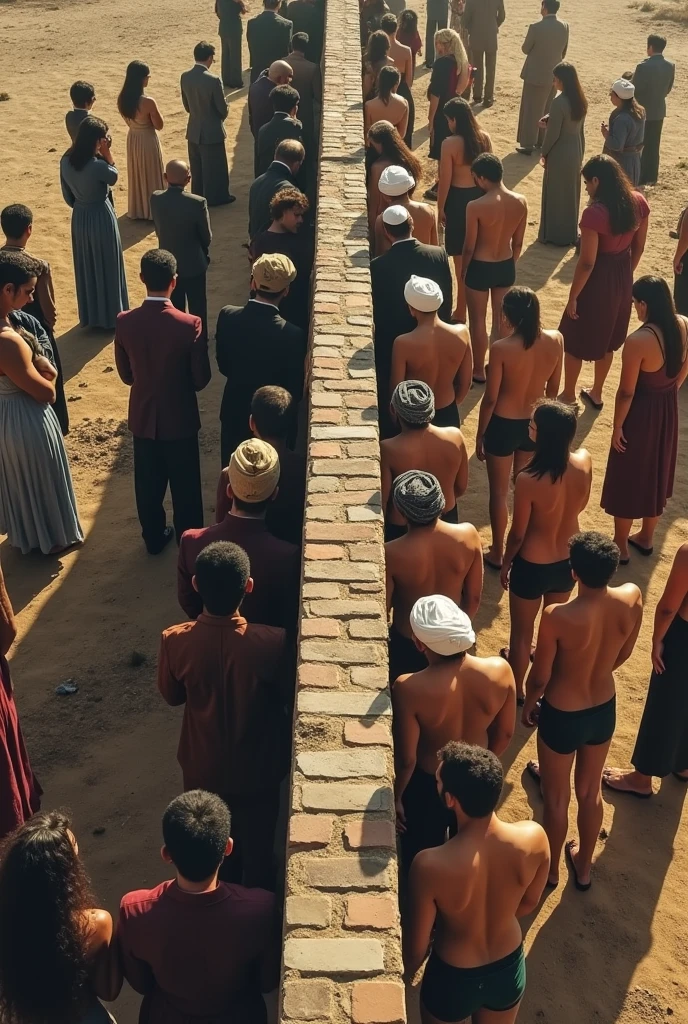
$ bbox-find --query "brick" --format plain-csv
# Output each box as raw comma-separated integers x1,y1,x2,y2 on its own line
308,490,380,507
301,782,392,812
344,393,378,408
310,392,343,407
303,562,379,582
352,982,405,1023
350,583,384,593
308,476,340,494
305,523,376,542
297,750,386,779
304,544,346,560
298,663,341,688
348,619,388,639
289,814,334,847
284,938,383,974
347,442,380,458
312,408,344,424
286,895,332,928
349,544,382,562
344,820,397,850
302,583,340,598
302,856,392,889
344,477,381,490
298,692,391,716
345,895,397,930
344,721,393,745
305,506,338,521
309,441,342,458
309,600,380,617
348,506,383,522
310,426,377,440
283,980,333,1020
301,640,380,664
312,459,378,477
301,618,341,638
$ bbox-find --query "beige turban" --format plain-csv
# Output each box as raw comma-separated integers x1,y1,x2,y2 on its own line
229,439,280,502
410,595,476,655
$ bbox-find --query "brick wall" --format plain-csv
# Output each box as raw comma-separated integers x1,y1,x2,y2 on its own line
277,0,406,1019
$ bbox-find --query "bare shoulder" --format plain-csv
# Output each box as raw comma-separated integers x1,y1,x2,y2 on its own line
455,521,482,547
571,446,592,470
476,654,514,685
453,322,470,344
614,581,643,607
674,542,688,567
543,328,564,347
85,908,113,949
507,818,548,852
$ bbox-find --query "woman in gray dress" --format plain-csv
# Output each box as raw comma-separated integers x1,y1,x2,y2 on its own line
0,252,83,555
60,117,128,329
539,62,587,247
602,78,646,186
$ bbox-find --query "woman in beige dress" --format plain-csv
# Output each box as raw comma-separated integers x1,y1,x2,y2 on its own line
364,66,409,139
117,60,164,220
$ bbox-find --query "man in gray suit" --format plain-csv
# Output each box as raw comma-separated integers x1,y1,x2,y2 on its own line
516,0,569,153
180,41,235,207
425,0,449,69
151,160,212,337
462,0,506,106
634,34,675,185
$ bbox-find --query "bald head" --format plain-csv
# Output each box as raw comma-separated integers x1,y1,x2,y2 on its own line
268,60,293,85
165,159,191,186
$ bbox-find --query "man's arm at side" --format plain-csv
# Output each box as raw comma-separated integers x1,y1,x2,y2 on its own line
116,905,156,996
487,662,516,755
157,634,187,706
197,197,212,253
114,322,134,385
190,316,212,391
177,540,203,620
403,853,437,978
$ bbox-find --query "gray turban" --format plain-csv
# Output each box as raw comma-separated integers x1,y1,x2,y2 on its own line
393,470,446,525
391,380,435,425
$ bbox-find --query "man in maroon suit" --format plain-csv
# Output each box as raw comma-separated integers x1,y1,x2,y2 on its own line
115,249,211,554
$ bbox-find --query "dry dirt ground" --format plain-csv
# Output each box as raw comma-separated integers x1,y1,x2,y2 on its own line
0,0,687,1019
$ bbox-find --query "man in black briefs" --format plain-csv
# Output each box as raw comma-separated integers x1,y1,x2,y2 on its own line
462,154,528,383
523,532,642,890
405,742,549,1023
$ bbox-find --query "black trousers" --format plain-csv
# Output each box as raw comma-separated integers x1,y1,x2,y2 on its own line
639,118,663,185
188,141,231,207
221,24,244,87
218,788,281,890
133,435,203,552
171,273,208,338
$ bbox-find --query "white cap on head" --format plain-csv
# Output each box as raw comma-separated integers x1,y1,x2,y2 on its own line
611,78,635,99
404,274,443,313
410,595,476,656
382,204,410,226
379,165,415,196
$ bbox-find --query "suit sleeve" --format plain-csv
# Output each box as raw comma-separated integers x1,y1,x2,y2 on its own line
462,0,474,35
198,199,212,255
214,77,229,121
562,22,569,58
215,310,232,377
521,23,534,54
313,65,323,121
116,909,155,996
497,0,505,28
114,325,134,385
180,76,190,113
541,97,563,157
157,635,187,706
177,541,203,619
439,255,453,323
668,62,675,95
190,317,211,391
286,325,306,402
36,266,57,331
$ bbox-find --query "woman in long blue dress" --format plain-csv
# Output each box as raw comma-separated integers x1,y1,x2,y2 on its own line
60,116,128,329
0,251,83,555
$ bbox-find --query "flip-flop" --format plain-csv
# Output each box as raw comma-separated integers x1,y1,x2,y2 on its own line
499,645,535,663
602,775,652,799
628,538,653,557
580,389,603,411
525,760,541,784
565,841,591,892
483,555,502,571
672,772,688,783
472,376,487,385
619,558,630,566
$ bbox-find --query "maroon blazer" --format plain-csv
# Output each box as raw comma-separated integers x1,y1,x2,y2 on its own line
114,299,211,440
177,514,300,632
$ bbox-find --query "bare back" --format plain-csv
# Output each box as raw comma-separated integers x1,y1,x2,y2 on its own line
391,320,470,408
492,330,563,419
387,37,413,85
518,450,592,563
382,425,467,525
364,93,408,135
471,187,527,262
443,131,492,187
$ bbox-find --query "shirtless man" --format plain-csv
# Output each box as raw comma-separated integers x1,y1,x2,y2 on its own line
476,286,562,569
394,596,516,871
382,380,468,541
500,399,591,700
523,531,643,889
405,742,550,1024
390,275,473,428
462,153,528,383
374,165,438,254
386,470,483,682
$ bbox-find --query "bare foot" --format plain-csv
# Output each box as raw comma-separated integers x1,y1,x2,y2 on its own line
602,767,653,797
565,839,591,889
557,391,580,408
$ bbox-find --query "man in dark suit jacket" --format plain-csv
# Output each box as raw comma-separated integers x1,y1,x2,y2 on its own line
216,253,306,465
285,0,324,62
114,249,211,554
255,85,303,176
633,33,675,185
370,205,452,438
248,138,305,238
150,160,212,337
248,59,294,138
215,0,246,88
287,34,322,154
247,0,293,84
180,41,234,206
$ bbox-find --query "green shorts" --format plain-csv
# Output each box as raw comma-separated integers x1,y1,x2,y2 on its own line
420,945,526,1022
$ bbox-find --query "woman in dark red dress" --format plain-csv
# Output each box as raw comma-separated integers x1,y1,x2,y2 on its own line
601,275,688,561
559,154,650,409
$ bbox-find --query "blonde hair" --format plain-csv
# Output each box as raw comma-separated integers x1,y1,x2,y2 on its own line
434,28,467,77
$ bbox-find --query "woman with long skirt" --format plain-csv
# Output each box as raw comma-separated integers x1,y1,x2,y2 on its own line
601,275,688,560
601,78,645,187
558,154,649,409
673,205,688,315
380,13,416,147
538,62,587,247
603,543,688,796
60,117,129,329
117,60,165,221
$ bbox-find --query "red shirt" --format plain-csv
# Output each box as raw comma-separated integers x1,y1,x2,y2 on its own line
580,191,650,253
117,880,275,1024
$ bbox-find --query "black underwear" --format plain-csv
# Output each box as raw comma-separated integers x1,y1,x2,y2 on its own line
465,257,516,292
509,554,574,601
483,413,536,458
433,401,461,428
538,695,616,755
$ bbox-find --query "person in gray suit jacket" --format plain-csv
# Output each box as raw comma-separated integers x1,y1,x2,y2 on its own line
180,41,234,207
247,0,293,84
151,160,212,336
516,0,569,153
462,0,505,105
425,0,449,68
634,33,675,185
255,86,304,177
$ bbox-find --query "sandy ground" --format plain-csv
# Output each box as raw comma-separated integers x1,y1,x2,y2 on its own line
0,0,687,1019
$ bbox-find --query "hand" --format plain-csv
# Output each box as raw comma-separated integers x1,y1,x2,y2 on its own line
500,561,511,591
395,798,407,833
521,699,538,728
651,639,665,674
540,156,546,168
612,425,627,453
674,258,683,276
439,209,446,227
475,434,486,462
33,355,57,382
565,296,578,320
537,115,549,128
601,123,609,139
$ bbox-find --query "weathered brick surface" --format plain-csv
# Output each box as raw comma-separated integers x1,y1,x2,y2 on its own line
279,0,403,1014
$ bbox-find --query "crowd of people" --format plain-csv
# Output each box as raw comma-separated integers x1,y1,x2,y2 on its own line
0,0,686,1022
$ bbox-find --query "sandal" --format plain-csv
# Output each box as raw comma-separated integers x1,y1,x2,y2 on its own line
565,840,591,892
628,537,653,557
580,389,603,411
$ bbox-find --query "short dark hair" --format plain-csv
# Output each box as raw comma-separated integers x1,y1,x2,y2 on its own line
162,791,231,882
193,40,215,62
542,0,560,12
275,138,305,167
380,12,398,31
264,0,280,9
251,385,294,439
291,31,309,51
438,741,503,817
383,217,413,240
140,248,177,290
271,84,300,113
270,186,309,220
569,531,620,588
647,33,667,51
194,541,250,615
69,80,95,107
472,152,503,182
0,250,41,289
1,204,32,239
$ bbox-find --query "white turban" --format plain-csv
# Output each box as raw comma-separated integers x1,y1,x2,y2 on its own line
379,165,415,196
404,275,443,313
611,78,635,99
410,595,476,655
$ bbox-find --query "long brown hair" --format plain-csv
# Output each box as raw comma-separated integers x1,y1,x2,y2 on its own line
632,275,686,378
366,120,422,185
582,154,639,236
443,97,489,164
553,62,587,123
